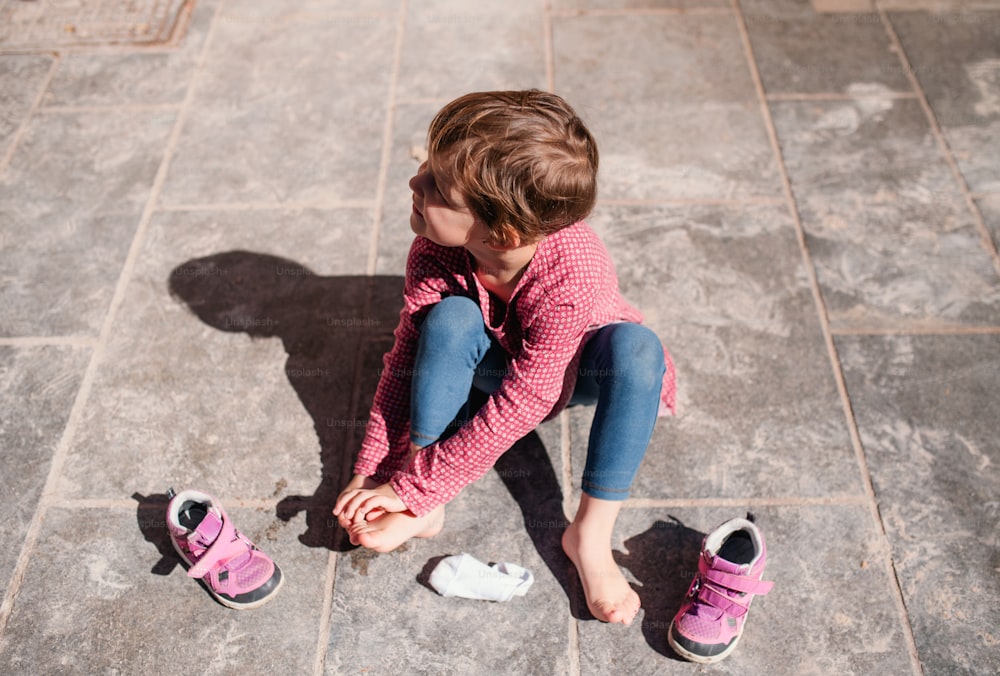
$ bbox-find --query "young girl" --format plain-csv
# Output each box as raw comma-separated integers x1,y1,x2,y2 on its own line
333,89,676,626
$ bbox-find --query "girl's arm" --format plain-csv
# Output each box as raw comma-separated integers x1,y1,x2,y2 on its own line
353,238,466,482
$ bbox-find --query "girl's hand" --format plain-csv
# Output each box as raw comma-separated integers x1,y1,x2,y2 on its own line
333,481,407,526
333,475,381,529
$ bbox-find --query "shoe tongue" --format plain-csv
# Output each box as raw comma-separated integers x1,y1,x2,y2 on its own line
708,552,745,575
191,512,223,548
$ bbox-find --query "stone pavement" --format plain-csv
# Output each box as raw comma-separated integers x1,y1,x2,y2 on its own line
1,0,999,673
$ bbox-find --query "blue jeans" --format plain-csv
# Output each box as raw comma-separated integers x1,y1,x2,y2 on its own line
410,295,664,501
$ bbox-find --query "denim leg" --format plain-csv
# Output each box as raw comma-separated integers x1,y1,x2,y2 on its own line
573,323,665,500
410,296,498,446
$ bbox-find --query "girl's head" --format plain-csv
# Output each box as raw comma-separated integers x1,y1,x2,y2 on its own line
425,90,599,248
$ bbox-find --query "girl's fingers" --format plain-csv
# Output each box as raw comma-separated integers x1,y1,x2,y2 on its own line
332,490,354,516
354,495,384,522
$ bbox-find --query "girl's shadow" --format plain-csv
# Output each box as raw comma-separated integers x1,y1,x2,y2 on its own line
168,250,403,551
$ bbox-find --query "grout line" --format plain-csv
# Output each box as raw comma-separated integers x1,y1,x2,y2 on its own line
547,8,582,670
597,196,785,207
832,325,1000,336
877,4,1000,281
0,336,98,348
567,613,581,676
624,495,870,509
0,54,60,178
365,0,408,277
37,103,183,114
544,1,555,92
550,7,732,17
734,9,924,673
765,91,918,101
312,551,339,676
157,200,375,212
560,412,581,676
0,0,227,639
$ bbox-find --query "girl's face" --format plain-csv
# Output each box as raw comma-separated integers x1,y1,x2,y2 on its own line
408,154,488,248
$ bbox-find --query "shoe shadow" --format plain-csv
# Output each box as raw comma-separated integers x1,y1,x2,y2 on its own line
132,491,181,576
168,250,403,551
614,517,705,659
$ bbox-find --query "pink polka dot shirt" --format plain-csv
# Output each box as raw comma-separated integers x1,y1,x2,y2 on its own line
354,221,676,516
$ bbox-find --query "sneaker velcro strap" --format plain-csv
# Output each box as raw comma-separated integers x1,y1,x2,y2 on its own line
187,516,244,579
702,567,774,596
697,583,752,618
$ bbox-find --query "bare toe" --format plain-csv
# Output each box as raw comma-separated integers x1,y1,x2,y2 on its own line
562,525,640,625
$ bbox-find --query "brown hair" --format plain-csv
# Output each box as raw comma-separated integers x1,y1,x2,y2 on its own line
426,89,599,248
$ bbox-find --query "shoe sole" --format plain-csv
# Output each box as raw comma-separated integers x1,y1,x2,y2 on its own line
667,619,743,664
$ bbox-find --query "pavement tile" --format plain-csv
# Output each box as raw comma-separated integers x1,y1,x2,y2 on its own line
159,13,395,206
0,505,328,675
771,97,1000,330
40,0,219,107
57,208,391,511
745,12,911,95
396,0,547,102
0,346,89,592
0,109,175,337
838,334,1000,675
0,54,52,146
554,13,782,200
327,441,573,675
577,204,859,500
889,10,1000,194
577,505,913,674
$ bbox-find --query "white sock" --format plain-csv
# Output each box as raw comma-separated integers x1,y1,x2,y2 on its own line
428,553,534,602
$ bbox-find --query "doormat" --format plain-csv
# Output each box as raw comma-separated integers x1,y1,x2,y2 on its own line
0,0,195,53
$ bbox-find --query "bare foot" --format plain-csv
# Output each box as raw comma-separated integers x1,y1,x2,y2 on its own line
349,506,445,553
561,522,640,625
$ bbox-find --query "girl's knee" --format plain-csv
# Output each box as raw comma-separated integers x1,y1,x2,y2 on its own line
607,324,665,387
421,296,483,344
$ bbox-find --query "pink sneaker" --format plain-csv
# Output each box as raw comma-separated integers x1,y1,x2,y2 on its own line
668,514,774,663
166,488,283,609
